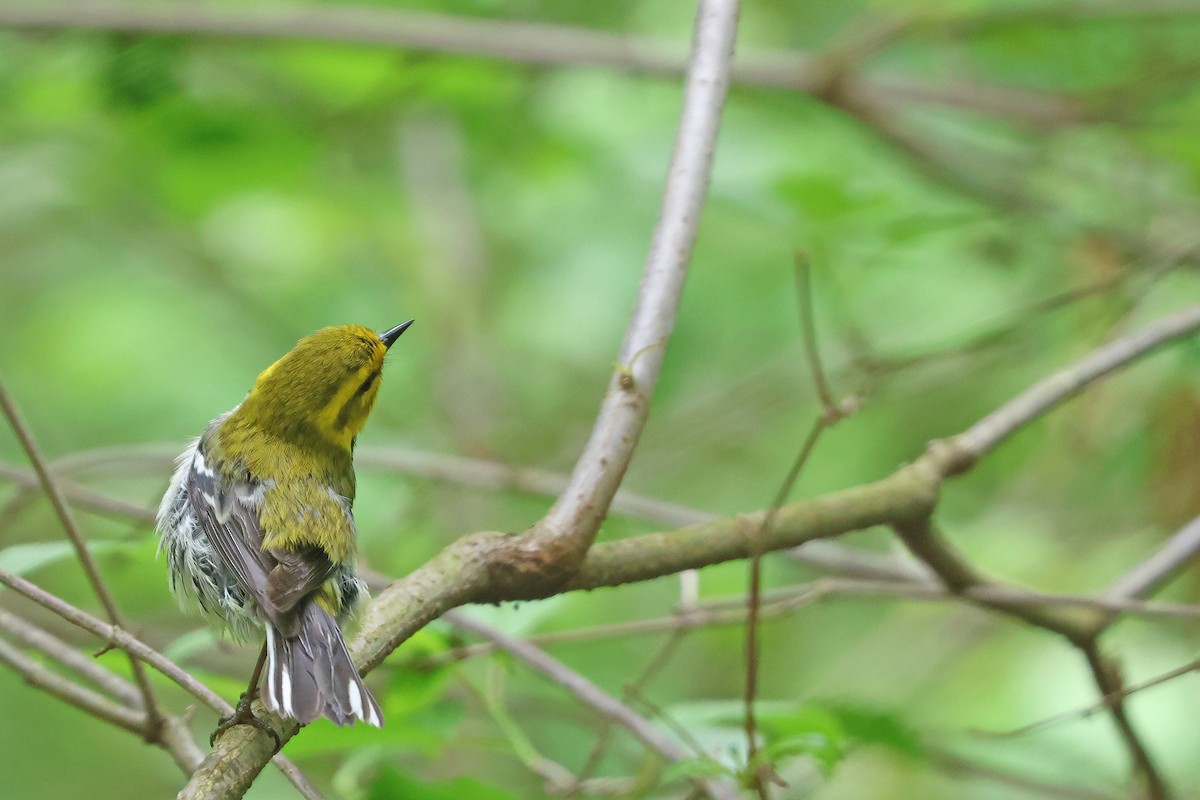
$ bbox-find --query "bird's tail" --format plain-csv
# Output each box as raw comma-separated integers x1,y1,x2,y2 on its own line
261,602,383,727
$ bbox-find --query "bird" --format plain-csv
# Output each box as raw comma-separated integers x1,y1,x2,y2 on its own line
156,321,413,743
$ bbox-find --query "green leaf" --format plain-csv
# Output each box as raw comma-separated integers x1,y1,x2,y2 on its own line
367,768,519,800
755,704,846,745
774,173,884,221
759,733,844,777
825,702,925,759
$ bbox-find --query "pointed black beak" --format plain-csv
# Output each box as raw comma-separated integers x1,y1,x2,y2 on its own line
379,320,414,348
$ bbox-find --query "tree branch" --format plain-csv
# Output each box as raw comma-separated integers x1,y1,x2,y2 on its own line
0,635,146,734
0,567,321,798
180,3,738,793
514,0,738,570
446,610,741,800
1,443,927,587
0,384,165,736
891,516,1170,797
0,2,1077,125
176,296,1200,797
0,605,143,708
946,303,1200,471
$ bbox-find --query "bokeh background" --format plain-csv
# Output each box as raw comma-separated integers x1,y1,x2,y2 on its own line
3,1,1200,798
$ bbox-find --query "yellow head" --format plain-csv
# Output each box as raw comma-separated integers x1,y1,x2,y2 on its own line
235,322,413,450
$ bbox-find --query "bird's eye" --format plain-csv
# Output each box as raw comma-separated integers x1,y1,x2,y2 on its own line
354,371,379,398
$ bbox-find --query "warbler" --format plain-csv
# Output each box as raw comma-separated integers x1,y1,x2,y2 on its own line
156,321,412,737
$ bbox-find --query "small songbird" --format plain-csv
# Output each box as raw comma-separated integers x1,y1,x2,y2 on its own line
157,321,412,741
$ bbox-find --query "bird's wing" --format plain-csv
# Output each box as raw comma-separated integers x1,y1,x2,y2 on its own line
265,545,337,624
186,435,344,636
186,440,274,610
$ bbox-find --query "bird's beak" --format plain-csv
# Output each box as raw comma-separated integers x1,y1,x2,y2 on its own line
379,320,414,348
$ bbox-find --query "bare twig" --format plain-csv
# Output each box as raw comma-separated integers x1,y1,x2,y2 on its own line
419,576,1200,668
987,655,1200,739
2,445,926,585
0,384,165,735
0,635,146,734
0,613,207,775
795,253,837,414
0,567,321,799
890,518,1171,798
0,461,157,523
929,745,1120,800
446,611,741,800
1100,513,1200,607
0,2,1077,125
0,606,143,708
743,255,859,797
744,417,825,799
853,266,1173,376
947,302,1200,470
570,630,689,795
1077,643,1169,800
949,1,1200,31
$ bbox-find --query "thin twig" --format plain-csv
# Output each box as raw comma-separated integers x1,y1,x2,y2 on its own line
890,518,1172,798
929,745,1120,800
0,619,210,775
949,302,1200,468
417,575,1200,668
1100,513,1200,606
0,461,157,523
1,446,927,585
855,265,1176,376
0,2,1078,124
0,606,143,708
744,418,824,798
1077,643,1169,800
743,254,858,797
985,656,1200,739
570,629,688,795
795,253,837,413
446,611,741,800
0,635,146,734
0,567,322,799
0,384,165,735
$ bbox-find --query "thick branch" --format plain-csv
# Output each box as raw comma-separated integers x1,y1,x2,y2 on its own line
514,0,738,574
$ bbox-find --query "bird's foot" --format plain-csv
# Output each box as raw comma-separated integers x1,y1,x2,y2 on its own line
209,691,281,751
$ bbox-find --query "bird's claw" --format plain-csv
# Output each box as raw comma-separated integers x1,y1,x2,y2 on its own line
209,691,281,752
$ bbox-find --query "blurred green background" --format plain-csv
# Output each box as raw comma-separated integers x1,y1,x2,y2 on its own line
3,1,1200,798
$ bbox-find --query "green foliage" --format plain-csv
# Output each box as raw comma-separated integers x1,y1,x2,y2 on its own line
0,539,133,576
365,769,519,800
